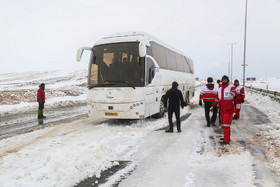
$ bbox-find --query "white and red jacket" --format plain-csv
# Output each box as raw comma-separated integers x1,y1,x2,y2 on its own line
212,82,237,114
234,84,245,103
199,82,218,103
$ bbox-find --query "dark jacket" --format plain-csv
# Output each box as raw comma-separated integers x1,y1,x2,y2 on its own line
164,86,184,110
37,85,45,103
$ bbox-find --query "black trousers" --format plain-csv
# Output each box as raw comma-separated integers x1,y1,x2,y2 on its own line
39,102,45,110
168,108,181,130
204,102,217,124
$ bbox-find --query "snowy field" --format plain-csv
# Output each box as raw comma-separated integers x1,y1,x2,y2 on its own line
0,70,280,186
0,69,87,117
247,77,280,92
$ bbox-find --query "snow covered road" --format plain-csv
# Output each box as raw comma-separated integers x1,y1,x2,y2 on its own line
107,106,258,187
1,102,279,186
1,73,280,186
0,104,87,140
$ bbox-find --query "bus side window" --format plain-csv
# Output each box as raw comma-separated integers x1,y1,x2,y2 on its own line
146,58,155,85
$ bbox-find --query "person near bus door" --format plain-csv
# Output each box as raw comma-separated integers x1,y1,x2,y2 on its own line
199,77,218,127
211,75,237,145
233,79,245,119
164,81,185,133
37,83,46,119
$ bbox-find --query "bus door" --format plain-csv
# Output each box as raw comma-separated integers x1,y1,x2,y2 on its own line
145,57,158,116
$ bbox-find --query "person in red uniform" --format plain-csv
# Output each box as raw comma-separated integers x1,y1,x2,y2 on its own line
233,79,245,119
211,75,237,145
37,83,46,119
199,77,218,127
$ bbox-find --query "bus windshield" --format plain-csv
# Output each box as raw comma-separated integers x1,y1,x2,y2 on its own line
88,42,145,88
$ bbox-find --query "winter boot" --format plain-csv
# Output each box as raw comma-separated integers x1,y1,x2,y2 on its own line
165,128,174,133
177,123,181,133
207,121,210,127
38,110,43,119
165,122,173,133
220,141,230,146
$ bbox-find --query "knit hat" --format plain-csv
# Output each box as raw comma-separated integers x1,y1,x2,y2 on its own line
222,75,229,81
207,77,213,82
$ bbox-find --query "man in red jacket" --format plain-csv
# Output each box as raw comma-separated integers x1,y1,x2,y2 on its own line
211,75,237,145
233,79,245,119
199,77,218,127
37,83,46,119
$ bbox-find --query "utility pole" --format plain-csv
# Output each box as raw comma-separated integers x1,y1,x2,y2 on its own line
228,61,230,78
242,0,248,87
227,43,236,83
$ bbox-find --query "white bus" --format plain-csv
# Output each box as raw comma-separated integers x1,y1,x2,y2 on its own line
76,32,195,119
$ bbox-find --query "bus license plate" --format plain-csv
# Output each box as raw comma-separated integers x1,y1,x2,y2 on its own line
105,112,118,116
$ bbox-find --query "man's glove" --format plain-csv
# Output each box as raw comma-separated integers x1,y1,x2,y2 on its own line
241,99,244,103
199,101,202,106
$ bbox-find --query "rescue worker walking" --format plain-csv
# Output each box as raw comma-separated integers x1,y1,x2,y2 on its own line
37,83,46,119
164,81,185,133
233,79,245,119
199,77,218,127
211,75,237,145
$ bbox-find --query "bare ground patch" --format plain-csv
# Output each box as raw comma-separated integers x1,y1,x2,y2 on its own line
0,86,86,105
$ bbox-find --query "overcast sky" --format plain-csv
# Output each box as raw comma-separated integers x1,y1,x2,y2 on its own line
1,0,280,79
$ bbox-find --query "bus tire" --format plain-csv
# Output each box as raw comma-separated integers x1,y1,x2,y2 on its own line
152,97,165,119
185,91,190,105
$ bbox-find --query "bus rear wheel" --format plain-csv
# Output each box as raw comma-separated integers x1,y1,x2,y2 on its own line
185,92,190,105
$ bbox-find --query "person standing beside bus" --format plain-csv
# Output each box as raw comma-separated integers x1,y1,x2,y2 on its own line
164,81,185,133
233,79,245,119
37,83,46,119
199,77,218,127
211,75,237,145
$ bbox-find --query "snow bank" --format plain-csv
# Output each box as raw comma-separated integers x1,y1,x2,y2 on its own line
246,90,280,180
246,91,280,123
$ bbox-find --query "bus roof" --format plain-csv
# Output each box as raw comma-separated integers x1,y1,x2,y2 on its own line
94,32,189,58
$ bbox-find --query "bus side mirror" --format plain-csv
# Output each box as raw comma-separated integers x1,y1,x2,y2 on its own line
76,47,92,62
139,42,150,57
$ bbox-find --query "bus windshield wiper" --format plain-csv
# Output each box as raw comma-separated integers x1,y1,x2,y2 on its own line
104,80,136,89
